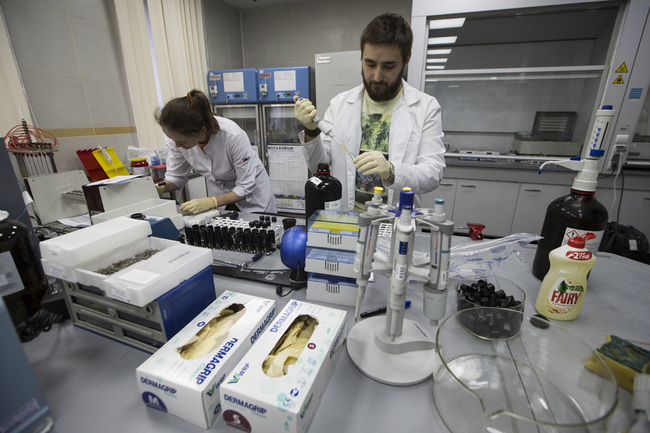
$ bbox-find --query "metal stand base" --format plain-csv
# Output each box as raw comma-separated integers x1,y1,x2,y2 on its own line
346,316,437,386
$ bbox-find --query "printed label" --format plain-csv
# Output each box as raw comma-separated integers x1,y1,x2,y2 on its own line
324,199,341,210
566,250,592,260
545,278,584,315
0,251,24,296
309,177,323,186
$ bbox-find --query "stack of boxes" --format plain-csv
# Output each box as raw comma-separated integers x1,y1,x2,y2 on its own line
304,210,360,306
136,294,347,432
39,217,215,352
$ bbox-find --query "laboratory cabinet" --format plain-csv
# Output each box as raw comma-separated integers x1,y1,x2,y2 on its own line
451,179,519,237
409,0,650,173
510,183,570,234
440,164,650,239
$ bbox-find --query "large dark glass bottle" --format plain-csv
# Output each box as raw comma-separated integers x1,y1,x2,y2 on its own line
304,163,342,221
532,189,608,280
0,211,48,319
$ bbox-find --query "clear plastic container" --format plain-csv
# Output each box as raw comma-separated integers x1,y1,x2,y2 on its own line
433,308,618,433
130,157,149,176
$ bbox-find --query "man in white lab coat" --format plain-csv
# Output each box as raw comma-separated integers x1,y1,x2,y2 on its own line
294,12,446,211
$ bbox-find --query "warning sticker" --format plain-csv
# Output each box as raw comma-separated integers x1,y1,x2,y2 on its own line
615,63,628,73
613,75,625,84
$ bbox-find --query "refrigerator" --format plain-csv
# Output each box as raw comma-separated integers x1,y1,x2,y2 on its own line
207,69,264,166
257,66,314,215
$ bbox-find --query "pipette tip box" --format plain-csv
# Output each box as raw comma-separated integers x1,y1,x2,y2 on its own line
307,273,358,307
306,210,359,251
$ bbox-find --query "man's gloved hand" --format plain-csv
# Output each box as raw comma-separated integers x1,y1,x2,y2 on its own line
293,96,318,130
179,196,218,215
155,183,165,195
353,151,391,179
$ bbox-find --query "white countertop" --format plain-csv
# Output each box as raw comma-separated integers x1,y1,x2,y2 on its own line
22,242,650,433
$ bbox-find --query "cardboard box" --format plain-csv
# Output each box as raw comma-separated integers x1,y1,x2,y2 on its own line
43,235,212,308
136,291,276,428
40,216,151,265
220,300,347,433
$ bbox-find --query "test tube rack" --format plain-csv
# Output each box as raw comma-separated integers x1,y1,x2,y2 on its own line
181,214,284,255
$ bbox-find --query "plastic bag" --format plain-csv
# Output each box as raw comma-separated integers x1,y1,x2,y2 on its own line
449,233,542,279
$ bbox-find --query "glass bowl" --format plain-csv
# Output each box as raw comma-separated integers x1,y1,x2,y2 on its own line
433,308,618,433
456,276,526,339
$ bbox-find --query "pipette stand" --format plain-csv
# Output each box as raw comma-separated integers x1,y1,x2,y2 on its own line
347,191,453,386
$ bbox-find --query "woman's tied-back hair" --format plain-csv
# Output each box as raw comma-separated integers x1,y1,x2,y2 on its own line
154,89,220,136
360,12,413,64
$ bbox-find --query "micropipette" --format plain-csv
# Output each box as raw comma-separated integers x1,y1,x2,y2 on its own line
385,188,416,341
311,114,356,163
353,187,390,321
296,96,356,163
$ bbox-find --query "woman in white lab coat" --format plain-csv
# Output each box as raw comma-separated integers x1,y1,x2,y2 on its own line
155,89,276,214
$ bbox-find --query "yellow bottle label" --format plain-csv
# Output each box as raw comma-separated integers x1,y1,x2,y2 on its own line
545,278,585,315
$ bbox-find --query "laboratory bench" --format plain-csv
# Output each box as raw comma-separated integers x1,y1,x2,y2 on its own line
21,240,650,433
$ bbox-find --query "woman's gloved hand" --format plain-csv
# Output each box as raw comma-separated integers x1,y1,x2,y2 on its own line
179,196,218,214
353,151,391,179
155,183,166,195
293,96,318,130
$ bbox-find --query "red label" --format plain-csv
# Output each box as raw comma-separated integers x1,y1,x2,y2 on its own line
566,250,592,260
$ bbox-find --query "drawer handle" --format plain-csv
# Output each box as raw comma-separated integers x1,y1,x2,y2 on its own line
524,189,542,193
460,184,477,189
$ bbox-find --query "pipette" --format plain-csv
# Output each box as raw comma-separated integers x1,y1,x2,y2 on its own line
311,114,355,162
421,199,454,325
385,188,416,341
353,187,391,321
296,96,356,162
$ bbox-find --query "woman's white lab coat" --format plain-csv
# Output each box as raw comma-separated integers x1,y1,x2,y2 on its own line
165,116,276,213
301,80,446,210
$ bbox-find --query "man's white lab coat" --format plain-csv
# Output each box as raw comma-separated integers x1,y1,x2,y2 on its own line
301,80,446,210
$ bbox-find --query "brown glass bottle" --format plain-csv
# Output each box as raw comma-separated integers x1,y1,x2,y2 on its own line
0,211,48,318
532,189,608,280
304,163,342,221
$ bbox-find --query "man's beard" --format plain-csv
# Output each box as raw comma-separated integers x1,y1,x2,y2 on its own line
362,68,404,102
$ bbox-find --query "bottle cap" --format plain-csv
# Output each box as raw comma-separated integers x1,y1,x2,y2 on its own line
316,162,330,173
567,236,586,248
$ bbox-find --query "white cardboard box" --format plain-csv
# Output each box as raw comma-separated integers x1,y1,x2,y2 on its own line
39,216,151,265
220,300,347,433
42,235,212,308
136,291,276,428
102,242,212,307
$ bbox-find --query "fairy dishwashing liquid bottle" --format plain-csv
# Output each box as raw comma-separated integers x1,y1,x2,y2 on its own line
532,148,608,280
535,234,597,320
